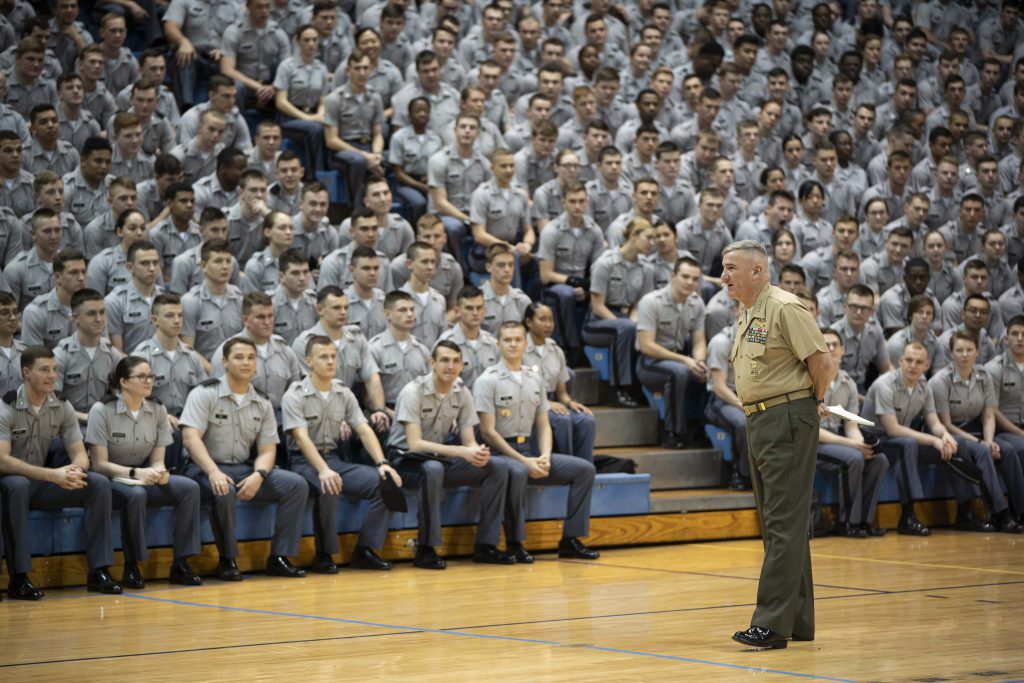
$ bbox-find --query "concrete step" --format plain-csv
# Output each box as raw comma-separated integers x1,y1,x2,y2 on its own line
596,446,722,490
570,367,603,405
648,488,757,514
591,406,660,448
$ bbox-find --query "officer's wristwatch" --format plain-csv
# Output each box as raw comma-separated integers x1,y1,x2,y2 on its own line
814,399,825,405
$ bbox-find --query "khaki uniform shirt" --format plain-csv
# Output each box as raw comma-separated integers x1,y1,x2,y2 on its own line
474,360,549,439
368,329,431,405
731,284,827,405
436,325,500,390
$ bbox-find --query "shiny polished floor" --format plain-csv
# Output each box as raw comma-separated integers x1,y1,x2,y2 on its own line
1,532,1022,682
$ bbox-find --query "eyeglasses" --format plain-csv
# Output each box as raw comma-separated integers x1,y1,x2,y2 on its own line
0,309,18,319
129,374,155,382
847,303,874,314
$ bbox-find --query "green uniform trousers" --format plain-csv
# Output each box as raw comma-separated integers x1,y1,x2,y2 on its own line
746,396,819,638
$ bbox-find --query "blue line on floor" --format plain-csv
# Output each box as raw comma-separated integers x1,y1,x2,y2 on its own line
118,593,859,682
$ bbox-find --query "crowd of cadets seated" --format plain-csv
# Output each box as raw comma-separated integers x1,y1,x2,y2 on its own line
1,0,1024,554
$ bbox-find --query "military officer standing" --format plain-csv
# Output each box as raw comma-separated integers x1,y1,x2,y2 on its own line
721,240,832,649
180,337,309,581
282,335,401,573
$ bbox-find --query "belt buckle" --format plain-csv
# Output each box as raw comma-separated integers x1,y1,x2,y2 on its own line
758,401,766,411
515,436,527,443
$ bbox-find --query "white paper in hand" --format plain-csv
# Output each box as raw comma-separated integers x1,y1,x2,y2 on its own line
112,476,149,486
826,405,874,427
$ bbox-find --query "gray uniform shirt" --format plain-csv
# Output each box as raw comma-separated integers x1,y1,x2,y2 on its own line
675,216,732,274
149,218,203,274
399,283,448,347
589,249,653,311
20,290,74,349
269,286,318,347
272,56,328,111
54,334,125,413
387,126,444,180
523,336,570,394
636,285,706,352
368,328,431,405
344,286,387,341
390,250,462,309
821,369,859,433
291,322,378,388
481,281,531,336
862,369,937,428
181,282,245,359
929,365,998,427
220,17,290,84
984,351,1024,425
325,85,383,142
105,283,162,353
474,360,549,439
281,375,366,454
130,335,208,415
179,377,279,464
387,372,477,452
469,180,530,243
85,396,173,466
0,385,81,466
210,331,303,410
706,325,737,394
426,146,491,214
829,316,889,387
4,249,54,309
0,341,26,396
536,213,606,279
436,325,500,390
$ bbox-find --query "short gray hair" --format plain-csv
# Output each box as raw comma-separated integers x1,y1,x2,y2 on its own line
722,240,769,259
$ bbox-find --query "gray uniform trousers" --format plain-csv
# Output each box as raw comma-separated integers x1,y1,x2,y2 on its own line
111,475,201,562
993,433,1024,514
393,452,509,547
288,451,391,553
636,356,707,436
185,462,308,559
704,395,749,476
581,313,638,387
1,473,114,575
816,444,889,526
548,408,596,462
746,397,818,638
503,441,596,543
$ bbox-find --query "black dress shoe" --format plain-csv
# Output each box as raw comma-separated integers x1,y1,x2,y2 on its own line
169,561,203,586
308,552,339,574
897,514,931,536
955,510,995,532
609,389,641,408
834,522,868,538
996,514,1024,534
216,558,244,581
661,432,687,449
349,546,393,570
558,537,600,559
265,555,306,578
509,542,534,564
121,562,145,589
728,471,752,490
791,633,814,642
732,626,788,649
858,523,886,537
413,545,447,570
8,574,44,600
472,543,515,564
86,568,123,595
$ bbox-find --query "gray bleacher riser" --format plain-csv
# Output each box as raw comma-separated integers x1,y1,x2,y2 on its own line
593,407,660,447
649,491,756,514
629,449,722,490
570,367,602,405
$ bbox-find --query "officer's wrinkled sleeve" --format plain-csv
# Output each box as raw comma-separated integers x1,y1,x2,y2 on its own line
778,300,828,360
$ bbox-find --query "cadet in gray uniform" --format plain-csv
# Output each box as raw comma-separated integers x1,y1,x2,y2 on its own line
180,239,245,360
344,247,388,341
704,298,750,489
386,340,511,569
168,209,243,295
86,208,150,296
148,183,202,274
389,214,463,310
986,315,1024,523
636,257,709,449
369,291,431,406
20,247,86,349
399,242,450,347
269,249,319,346
105,240,163,353
87,357,204,588
885,295,945,368
0,346,121,599
467,147,535,279
482,243,533,335
180,337,309,580
54,289,125,422
583,217,655,408
929,330,1023,532
436,286,500,390
523,302,596,461
209,292,304,418
0,293,24,396
816,329,889,537
5,208,60,309
537,181,606,356
828,284,893,392
318,208,395,291
476,322,599,562
283,335,401,573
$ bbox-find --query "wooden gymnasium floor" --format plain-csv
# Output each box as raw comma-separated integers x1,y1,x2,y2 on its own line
1,532,1022,682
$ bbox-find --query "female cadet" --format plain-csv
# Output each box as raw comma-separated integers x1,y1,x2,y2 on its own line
789,180,832,255
768,227,798,284
928,330,1024,533
88,356,203,588
243,211,296,293
524,302,596,463
581,217,655,408
273,24,329,174
885,294,944,369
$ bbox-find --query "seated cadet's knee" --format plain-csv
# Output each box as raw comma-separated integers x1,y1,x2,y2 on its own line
419,459,446,486
85,472,112,495
0,474,31,499
484,456,511,483
503,457,527,484
577,458,597,483
873,452,890,472
117,484,149,510
278,470,310,499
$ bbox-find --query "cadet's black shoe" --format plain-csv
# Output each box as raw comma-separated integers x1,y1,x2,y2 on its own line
349,546,393,570
558,537,600,560
308,552,339,574
509,542,534,564
954,510,995,532
858,523,887,537
897,514,931,536
834,522,868,538
265,556,306,578
216,558,244,581
413,546,446,570
8,574,43,600
472,544,515,564
121,562,145,589
995,514,1024,534
169,560,202,586
791,633,814,642
661,432,687,449
86,568,123,595
728,471,752,490
732,626,788,649
608,389,641,408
